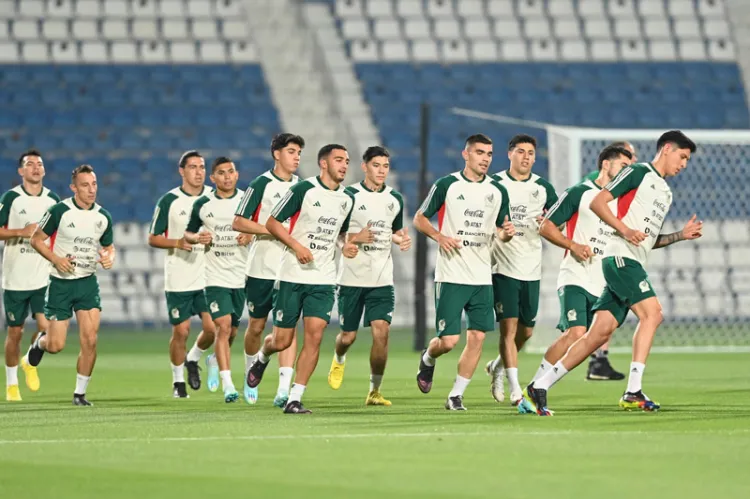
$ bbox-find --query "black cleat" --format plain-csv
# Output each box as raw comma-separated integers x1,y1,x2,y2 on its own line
283,400,312,414
246,359,269,388
445,395,467,411
587,356,625,381
416,349,435,394
26,331,46,367
185,361,201,390
525,383,552,416
173,382,189,398
72,393,93,406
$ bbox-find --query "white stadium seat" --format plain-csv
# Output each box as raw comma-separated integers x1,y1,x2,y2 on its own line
668,0,697,18
517,0,544,17
703,18,730,38
187,0,214,18
620,39,648,60
649,40,677,60
529,39,558,60
215,0,244,18
103,1,130,17
48,0,74,18
42,19,69,40
159,0,185,17
192,19,219,40
721,220,750,243
342,18,369,39
141,40,168,62
457,0,484,18
13,20,40,40
560,39,588,60
75,0,102,17
350,39,379,61
707,38,735,60
697,0,727,18
643,18,672,39
222,20,249,40
202,40,227,62
578,0,606,18
102,19,129,40
486,0,513,18
81,40,108,62
132,19,159,40
638,0,666,17
0,41,17,62
583,18,612,39
19,0,45,17
51,40,78,61
524,17,551,39
336,0,364,18
469,39,498,61
162,19,189,39
674,19,702,39
411,39,439,61
111,41,138,61
678,39,707,59
426,0,454,19
500,40,529,61
727,244,750,268
366,0,394,18
549,0,575,16
372,18,401,39
615,19,642,39
72,19,98,39
553,18,582,39
131,0,158,18
433,19,461,39
380,39,409,60
609,0,636,17
228,41,256,62
590,39,617,60
170,40,198,62
404,18,431,39
440,39,469,62
395,0,423,18
493,19,522,40
21,41,49,61
463,18,491,39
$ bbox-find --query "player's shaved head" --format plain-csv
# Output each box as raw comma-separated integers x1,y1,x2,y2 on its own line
71,164,95,184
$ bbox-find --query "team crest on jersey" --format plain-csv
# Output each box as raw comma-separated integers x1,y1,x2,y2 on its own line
340,202,349,214
276,310,283,322
210,301,219,313
248,302,254,313
639,280,650,293
96,220,103,229
532,189,539,199
438,319,446,332
485,193,494,206
567,310,577,322
387,202,395,213
171,308,179,319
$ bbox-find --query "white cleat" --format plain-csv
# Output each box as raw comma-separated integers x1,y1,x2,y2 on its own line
510,390,524,407
485,360,505,403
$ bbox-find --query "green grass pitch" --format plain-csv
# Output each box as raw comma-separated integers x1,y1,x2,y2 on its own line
1,328,749,498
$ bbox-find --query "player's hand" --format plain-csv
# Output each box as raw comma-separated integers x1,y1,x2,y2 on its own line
295,245,314,264
197,231,213,245
175,237,193,251
681,214,703,240
398,227,412,252
569,242,593,262
97,248,115,269
236,233,253,246
436,233,461,252
622,227,647,246
20,223,37,239
501,216,516,239
342,242,358,258
354,226,375,244
54,255,75,274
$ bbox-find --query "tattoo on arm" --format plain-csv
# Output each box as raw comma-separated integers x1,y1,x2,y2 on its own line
654,231,684,249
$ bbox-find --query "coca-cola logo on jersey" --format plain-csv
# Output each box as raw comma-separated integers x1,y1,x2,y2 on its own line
318,216,338,226
463,209,485,218
74,237,95,245
367,220,387,229
214,223,233,232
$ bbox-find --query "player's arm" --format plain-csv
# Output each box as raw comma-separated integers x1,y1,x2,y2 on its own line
148,193,192,250
0,191,35,240
590,166,647,246
414,177,461,252
232,180,271,235
184,197,212,245
493,181,515,242
97,209,116,269
338,197,358,258
653,214,703,249
539,186,592,261
31,205,75,274
267,182,313,264
388,190,411,251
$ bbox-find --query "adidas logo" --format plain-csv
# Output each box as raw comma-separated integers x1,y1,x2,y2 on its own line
631,367,639,373
19,209,26,215
313,201,321,207
67,222,75,228
457,194,465,200
206,212,214,218
179,210,187,216
274,193,281,199
358,205,367,211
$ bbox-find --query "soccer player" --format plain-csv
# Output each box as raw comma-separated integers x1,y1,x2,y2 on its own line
245,144,357,414
148,151,217,398
185,157,249,403
525,131,701,415
485,134,557,410
581,141,637,185
23,164,115,406
327,146,411,406
530,145,633,388
414,134,515,411
0,149,60,401
232,133,303,407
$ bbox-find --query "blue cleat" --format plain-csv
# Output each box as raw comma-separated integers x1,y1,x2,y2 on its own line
273,391,289,408
516,396,535,414
244,378,258,405
224,388,239,403
206,354,219,393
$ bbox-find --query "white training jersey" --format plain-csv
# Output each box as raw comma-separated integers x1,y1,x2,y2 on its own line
491,170,558,281
235,170,299,280
603,163,673,266
186,189,247,289
149,186,214,292
38,198,114,280
544,179,617,297
271,176,354,285
0,186,60,290
418,171,510,286
337,182,405,288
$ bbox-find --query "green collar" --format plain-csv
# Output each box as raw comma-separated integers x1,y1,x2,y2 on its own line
270,169,293,182
360,181,386,192
21,185,43,197
72,197,95,210
460,170,485,183
646,162,663,178
506,170,532,182
316,176,339,191
180,186,206,197
214,188,238,199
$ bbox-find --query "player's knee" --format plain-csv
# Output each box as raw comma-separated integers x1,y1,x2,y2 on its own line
440,335,461,351
216,321,232,337
171,324,190,341
46,337,65,353
6,327,23,344
273,330,294,351
564,326,587,342
466,330,486,348
339,331,357,347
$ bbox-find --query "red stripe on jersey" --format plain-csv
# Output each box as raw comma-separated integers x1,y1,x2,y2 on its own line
564,211,580,258
252,202,262,222
437,203,446,231
288,210,301,234
49,231,57,251
164,229,168,238
617,189,637,219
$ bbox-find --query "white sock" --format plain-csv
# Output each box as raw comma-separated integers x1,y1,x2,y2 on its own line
626,362,646,393
448,375,471,398
369,374,383,392
532,359,554,383
245,352,258,373
288,383,305,403
334,352,346,364
278,367,294,394
506,367,521,395
171,363,185,384
6,365,18,386
258,349,270,364
186,343,205,363
421,350,435,367
220,370,234,391
75,373,91,395
490,354,503,372
534,361,568,391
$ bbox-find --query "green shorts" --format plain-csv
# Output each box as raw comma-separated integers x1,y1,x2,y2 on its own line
592,256,657,327
204,286,245,327
165,289,209,325
245,276,275,320
3,286,46,327
492,274,540,327
272,281,335,329
434,282,494,336
337,285,395,332
556,285,598,332
44,275,100,321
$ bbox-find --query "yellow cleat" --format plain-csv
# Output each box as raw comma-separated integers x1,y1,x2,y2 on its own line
6,385,22,401
327,356,345,390
21,358,40,392
365,390,392,406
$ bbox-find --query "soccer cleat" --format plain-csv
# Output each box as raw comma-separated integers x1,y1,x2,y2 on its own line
21,357,40,392
273,391,289,408
173,382,189,398
365,390,392,406
619,390,660,412
586,356,625,381
485,359,505,403
283,400,312,414
524,383,552,416
185,360,201,390
72,393,93,406
224,388,239,403
6,385,22,401
243,380,258,405
327,355,346,390
445,395,467,411
25,332,46,367
416,349,435,394
246,359,269,389
206,354,219,393
515,396,535,414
